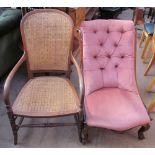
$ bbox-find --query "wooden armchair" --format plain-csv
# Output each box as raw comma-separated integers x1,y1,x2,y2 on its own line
3,9,85,145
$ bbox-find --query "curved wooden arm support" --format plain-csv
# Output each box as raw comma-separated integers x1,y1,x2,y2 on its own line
71,53,84,106
75,28,83,69
72,28,82,58
3,53,26,111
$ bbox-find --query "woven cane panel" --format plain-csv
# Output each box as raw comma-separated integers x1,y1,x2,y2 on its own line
22,12,73,71
12,77,80,116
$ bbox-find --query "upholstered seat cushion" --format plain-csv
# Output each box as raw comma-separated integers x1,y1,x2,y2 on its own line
144,23,154,35
12,77,80,117
85,88,150,131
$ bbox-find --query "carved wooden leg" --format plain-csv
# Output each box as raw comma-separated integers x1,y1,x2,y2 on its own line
139,31,145,48
144,51,155,76
141,36,151,59
138,124,150,140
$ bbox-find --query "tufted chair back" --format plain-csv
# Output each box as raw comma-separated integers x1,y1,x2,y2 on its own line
80,20,137,95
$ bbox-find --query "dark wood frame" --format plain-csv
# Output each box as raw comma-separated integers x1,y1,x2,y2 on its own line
3,9,85,145
79,22,151,143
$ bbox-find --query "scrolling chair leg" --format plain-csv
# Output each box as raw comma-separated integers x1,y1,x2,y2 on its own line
138,124,150,140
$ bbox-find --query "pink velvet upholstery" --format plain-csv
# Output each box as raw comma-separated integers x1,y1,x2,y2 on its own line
85,88,150,131
80,20,150,131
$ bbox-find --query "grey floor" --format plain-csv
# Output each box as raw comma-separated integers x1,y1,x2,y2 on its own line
0,8,155,148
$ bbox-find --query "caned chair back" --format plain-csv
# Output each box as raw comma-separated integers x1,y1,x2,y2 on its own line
20,9,74,72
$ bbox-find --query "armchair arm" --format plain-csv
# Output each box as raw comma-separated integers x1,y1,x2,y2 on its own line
3,53,26,110
74,28,83,69
71,52,84,105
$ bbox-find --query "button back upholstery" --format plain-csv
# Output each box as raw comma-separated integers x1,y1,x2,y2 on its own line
81,20,137,95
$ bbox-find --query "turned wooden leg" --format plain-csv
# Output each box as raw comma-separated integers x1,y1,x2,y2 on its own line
148,100,155,113
81,123,88,145
139,31,145,48
13,129,18,145
138,124,150,140
144,51,155,76
141,36,151,59
146,77,155,92
74,113,83,142
9,117,18,145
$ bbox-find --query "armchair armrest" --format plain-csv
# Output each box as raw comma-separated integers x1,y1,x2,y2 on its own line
74,28,83,68
3,53,26,110
71,52,84,106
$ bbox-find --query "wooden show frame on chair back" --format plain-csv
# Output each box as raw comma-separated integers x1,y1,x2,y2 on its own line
20,9,74,78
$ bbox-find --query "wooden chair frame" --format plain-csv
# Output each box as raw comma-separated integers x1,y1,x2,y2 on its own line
139,29,152,60
3,9,86,145
79,26,151,143
147,76,155,112
144,30,155,76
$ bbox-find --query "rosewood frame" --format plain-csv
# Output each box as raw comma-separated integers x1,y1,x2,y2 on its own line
3,9,85,145
79,23,151,143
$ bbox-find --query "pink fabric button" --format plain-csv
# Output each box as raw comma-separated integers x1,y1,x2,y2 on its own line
114,43,118,47
93,30,97,33
100,43,103,46
93,55,97,59
121,55,124,59
107,54,111,58
100,67,105,70
115,64,118,68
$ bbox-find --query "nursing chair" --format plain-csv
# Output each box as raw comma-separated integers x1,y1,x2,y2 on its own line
80,19,151,142
3,9,85,145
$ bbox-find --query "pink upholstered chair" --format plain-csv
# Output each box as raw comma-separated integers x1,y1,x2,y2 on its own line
80,19,151,142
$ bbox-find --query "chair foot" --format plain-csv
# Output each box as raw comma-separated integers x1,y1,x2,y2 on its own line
138,124,150,140
13,130,18,145
74,113,87,144
81,124,88,145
